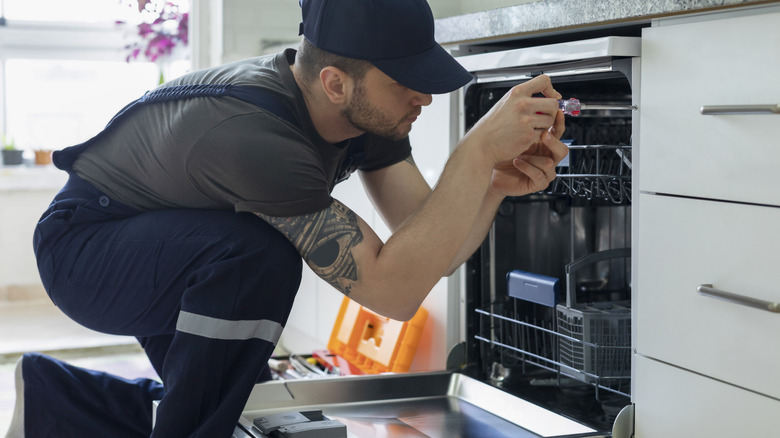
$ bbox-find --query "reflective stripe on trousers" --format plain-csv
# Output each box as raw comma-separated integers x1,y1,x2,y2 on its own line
176,311,284,344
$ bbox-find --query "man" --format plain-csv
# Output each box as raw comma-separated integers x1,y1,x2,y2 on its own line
8,0,566,437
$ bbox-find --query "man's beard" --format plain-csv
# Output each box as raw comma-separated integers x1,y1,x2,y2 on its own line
341,82,414,141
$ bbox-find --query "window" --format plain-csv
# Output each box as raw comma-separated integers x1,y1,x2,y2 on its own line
5,59,158,150
0,0,190,154
3,0,143,23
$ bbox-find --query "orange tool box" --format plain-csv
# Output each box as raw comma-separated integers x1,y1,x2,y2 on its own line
311,297,428,375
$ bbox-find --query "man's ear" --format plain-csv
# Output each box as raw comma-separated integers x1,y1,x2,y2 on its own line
320,66,351,105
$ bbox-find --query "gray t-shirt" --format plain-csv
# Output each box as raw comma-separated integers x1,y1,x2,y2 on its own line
71,49,411,217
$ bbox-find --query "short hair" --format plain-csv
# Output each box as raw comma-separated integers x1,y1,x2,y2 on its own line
295,38,372,88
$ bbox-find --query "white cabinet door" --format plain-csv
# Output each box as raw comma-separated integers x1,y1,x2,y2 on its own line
636,193,780,399
639,10,780,206
634,355,780,438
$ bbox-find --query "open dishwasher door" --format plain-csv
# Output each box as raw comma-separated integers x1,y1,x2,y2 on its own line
237,371,603,438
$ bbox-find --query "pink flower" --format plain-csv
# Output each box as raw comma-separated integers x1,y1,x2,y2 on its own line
137,22,154,38
120,1,188,63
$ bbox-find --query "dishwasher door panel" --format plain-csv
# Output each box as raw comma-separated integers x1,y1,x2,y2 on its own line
239,372,602,438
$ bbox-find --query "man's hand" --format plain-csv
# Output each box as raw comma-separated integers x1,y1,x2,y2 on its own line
490,103,568,197
464,75,562,165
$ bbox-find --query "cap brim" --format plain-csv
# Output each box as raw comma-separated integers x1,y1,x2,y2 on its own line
371,43,473,95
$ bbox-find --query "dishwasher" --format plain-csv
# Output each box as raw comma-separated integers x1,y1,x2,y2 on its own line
234,35,641,438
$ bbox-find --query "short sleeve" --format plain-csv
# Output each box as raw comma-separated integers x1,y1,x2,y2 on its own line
359,134,412,172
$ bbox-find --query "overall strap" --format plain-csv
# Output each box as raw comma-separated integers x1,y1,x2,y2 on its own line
53,84,366,183
140,84,298,128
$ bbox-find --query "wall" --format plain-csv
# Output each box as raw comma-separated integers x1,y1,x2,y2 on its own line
0,167,67,304
214,1,541,64
221,0,301,62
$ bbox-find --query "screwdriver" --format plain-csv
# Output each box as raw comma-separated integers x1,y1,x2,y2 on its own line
558,98,636,116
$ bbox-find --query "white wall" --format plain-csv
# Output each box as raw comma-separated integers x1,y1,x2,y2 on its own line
220,0,301,62
0,168,67,303
213,1,541,63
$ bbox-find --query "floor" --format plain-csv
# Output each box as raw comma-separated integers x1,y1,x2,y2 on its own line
0,300,158,434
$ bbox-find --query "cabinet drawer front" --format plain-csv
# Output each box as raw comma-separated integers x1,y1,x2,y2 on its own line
634,355,780,438
636,194,780,398
639,10,780,206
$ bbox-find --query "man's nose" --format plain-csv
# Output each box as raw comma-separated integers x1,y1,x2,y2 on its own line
412,91,433,107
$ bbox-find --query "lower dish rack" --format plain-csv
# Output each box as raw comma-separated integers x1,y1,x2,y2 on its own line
474,304,631,400
475,249,632,401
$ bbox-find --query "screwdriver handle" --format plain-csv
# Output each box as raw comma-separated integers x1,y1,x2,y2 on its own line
558,98,581,116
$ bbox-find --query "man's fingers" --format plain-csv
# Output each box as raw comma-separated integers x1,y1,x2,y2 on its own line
518,75,562,100
542,131,570,164
514,155,559,186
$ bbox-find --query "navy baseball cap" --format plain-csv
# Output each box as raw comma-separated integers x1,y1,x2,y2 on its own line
299,0,473,94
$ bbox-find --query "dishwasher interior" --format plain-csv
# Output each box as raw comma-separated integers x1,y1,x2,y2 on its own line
461,61,635,433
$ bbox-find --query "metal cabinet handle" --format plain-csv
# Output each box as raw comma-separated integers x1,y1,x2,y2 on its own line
700,104,780,115
698,284,780,313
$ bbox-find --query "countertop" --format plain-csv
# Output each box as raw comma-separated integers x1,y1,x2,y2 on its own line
435,0,779,44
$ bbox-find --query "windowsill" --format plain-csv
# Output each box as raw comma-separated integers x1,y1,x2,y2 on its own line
0,165,68,191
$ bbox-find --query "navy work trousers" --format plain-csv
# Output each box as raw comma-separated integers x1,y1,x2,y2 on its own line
30,173,303,437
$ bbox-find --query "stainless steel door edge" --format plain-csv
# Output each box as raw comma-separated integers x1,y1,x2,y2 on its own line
447,373,598,437
240,371,602,437
243,371,453,412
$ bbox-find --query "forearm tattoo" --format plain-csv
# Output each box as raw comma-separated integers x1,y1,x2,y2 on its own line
257,200,364,295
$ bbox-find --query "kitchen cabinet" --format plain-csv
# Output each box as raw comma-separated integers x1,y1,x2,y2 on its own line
634,6,780,436
633,355,780,437
639,8,780,207
636,194,780,399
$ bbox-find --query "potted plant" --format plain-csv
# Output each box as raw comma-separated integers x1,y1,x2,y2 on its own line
2,137,23,166
34,149,53,165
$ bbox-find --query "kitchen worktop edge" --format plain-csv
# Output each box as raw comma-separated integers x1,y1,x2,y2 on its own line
435,0,779,45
